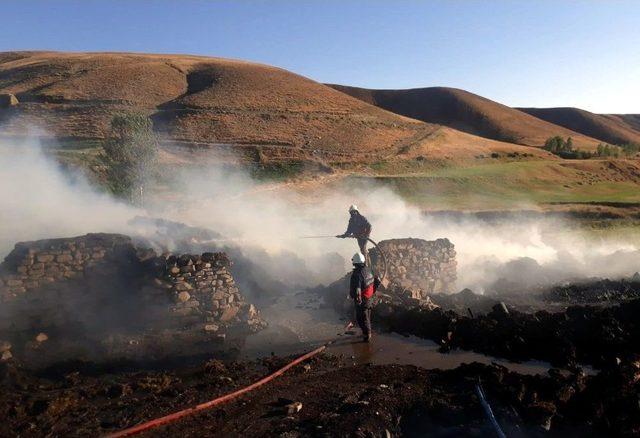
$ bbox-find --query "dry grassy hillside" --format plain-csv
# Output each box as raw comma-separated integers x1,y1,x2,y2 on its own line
329,84,601,150
519,107,640,146
612,114,640,132
0,51,555,166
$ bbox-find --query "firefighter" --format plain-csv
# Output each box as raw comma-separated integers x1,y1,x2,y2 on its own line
337,205,372,255
349,252,375,342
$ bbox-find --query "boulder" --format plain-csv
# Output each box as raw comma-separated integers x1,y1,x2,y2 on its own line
0,93,19,107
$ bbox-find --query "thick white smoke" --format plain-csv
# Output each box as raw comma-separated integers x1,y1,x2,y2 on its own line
1,136,638,293
0,137,140,255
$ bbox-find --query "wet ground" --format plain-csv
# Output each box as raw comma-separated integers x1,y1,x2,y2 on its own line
238,290,593,376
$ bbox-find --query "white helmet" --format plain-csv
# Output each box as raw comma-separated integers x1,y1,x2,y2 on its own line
349,204,358,213
352,252,366,264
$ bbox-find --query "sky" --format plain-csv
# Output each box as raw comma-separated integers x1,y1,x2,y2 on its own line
1,1,639,113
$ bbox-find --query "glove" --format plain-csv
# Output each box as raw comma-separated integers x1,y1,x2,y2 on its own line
356,292,362,305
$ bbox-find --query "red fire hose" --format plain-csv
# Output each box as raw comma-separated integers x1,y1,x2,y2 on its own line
106,344,327,437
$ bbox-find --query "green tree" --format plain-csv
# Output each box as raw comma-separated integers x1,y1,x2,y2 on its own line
544,136,565,154
597,143,605,156
99,113,158,205
565,136,573,152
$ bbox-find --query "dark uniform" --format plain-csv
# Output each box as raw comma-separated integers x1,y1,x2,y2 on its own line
349,263,375,340
342,211,372,255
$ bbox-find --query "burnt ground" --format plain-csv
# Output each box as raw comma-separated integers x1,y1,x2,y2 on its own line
1,352,638,438
2,277,639,437
376,298,640,370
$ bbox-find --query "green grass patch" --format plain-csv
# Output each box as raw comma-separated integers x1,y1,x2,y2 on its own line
357,160,640,210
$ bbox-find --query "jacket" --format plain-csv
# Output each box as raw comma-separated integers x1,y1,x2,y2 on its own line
345,213,372,239
350,264,375,300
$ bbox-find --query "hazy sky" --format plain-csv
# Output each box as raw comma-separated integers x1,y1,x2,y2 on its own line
1,1,639,113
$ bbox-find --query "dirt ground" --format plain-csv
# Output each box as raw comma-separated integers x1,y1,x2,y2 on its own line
1,349,638,438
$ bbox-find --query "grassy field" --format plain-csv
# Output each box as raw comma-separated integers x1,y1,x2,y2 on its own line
358,159,640,210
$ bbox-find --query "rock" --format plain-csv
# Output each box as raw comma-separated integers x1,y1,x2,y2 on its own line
185,300,200,308
204,324,219,332
0,93,19,107
169,266,180,276
419,297,439,310
285,402,303,415
492,302,510,316
56,254,73,263
212,290,226,300
35,333,49,342
240,304,258,320
0,340,11,352
527,401,556,431
177,291,191,303
174,281,193,292
220,306,240,322
1,350,12,361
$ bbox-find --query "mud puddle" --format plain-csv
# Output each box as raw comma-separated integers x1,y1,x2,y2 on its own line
237,291,595,376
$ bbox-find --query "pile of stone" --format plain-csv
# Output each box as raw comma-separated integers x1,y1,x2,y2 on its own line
159,252,263,333
370,238,457,302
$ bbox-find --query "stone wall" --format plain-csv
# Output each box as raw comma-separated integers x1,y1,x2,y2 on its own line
370,238,457,298
159,252,262,331
0,233,264,365
0,233,134,302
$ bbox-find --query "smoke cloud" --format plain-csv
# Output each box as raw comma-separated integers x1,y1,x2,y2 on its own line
1,136,639,296
0,136,140,256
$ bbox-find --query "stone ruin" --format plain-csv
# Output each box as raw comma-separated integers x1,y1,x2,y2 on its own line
369,238,457,307
322,237,458,313
0,233,265,366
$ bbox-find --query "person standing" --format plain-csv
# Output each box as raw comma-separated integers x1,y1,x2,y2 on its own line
349,252,375,342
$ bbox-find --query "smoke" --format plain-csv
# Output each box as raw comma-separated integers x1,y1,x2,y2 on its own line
1,135,639,296
0,136,140,256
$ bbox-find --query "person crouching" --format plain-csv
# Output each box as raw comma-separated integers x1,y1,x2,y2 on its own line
349,252,376,342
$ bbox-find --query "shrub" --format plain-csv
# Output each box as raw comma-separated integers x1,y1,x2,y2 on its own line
99,113,158,204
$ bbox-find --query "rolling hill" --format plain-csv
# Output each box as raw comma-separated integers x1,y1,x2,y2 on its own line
328,85,602,150
0,51,550,167
518,107,640,146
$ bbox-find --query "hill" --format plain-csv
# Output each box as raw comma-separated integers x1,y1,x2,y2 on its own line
0,51,550,167
518,107,640,146
328,85,601,150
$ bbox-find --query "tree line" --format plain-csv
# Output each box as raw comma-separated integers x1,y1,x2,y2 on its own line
543,135,639,159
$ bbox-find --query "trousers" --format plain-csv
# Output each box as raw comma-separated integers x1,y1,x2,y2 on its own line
355,297,372,336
